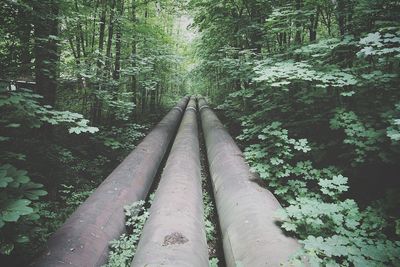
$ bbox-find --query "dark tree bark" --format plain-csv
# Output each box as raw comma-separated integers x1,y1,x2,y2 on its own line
336,0,347,36
18,2,33,77
33,0,60,107
309,7,319,42
295,0,302,45
74,0,86,57
91,0,100,52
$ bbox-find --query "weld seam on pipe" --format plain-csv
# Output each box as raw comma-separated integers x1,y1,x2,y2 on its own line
131,97,209,267
186,106,197,112
31,96,190,267
173,106,183,113
198,97,301,267
199,105,209,111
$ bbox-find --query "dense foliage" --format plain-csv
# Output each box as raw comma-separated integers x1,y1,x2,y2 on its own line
0,0,188,264
189,0,400,265
2,0,400,265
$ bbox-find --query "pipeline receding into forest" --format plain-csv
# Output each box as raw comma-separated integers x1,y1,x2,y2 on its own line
198,98,301,266
31,97,189,267
131,97,209,267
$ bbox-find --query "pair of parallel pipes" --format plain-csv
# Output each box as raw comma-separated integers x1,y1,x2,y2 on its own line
33,97,300,267
32,97,190,266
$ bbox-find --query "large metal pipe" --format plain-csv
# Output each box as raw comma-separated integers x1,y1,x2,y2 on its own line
32,97,189,267
131,98,209,267
198,98,301,266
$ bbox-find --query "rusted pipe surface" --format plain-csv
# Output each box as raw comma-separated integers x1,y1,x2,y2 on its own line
131,98,208,267
31,97,189,267
198,98,301,266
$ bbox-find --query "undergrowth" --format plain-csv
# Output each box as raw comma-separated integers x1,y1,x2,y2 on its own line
240,121,400,266
103,198,150,267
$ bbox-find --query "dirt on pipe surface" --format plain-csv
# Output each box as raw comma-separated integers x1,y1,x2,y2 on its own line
131,97,209,267
31,97,189,267
198,97,301,266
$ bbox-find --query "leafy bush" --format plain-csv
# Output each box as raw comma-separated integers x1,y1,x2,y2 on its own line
0,164,47,255
104,200,149,267
0,88,99,134
0,87,99,256
241,121,400,265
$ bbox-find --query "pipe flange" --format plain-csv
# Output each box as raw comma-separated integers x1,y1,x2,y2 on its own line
199,105,209,111
186,106,197,112
173,106,183,113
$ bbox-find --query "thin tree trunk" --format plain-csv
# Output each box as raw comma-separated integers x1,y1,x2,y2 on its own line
131,0,137,117
74,0,86,57
91,0,100,52
113,0,124,80
92,0,107,123
309,7,319,42
104,0,116,76
336,0,346,36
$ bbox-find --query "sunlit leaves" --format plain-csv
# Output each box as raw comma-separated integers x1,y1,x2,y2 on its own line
386,103,400,142
68,119,99,134
330,109,383,165
319,175,349,197
358,31,400,58
0,88,98,134
254,60,357,89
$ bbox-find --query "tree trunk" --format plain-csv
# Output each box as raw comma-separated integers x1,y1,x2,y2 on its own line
113,0,124,80
309,7,319,42
336,0,346,36
91,0,107,123
91,0,100,52
105,0,116,76
33,0,59,107
18,3,33,77
131,0,138,117
295,0,302,45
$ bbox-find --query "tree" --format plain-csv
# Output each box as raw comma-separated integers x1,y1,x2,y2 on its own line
32,0,60,107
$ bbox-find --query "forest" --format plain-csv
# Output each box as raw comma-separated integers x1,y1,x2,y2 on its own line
0,0,400,266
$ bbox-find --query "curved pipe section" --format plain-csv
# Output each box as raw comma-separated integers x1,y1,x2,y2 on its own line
32,97,189,267
198,98,301,266
131,98,208,267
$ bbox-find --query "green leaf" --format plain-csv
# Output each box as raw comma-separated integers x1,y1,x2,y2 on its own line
1,199,33,222
6,123,21,128
0,176,13,188
0,243,14,255
15,235,29,243
24,189,48,200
